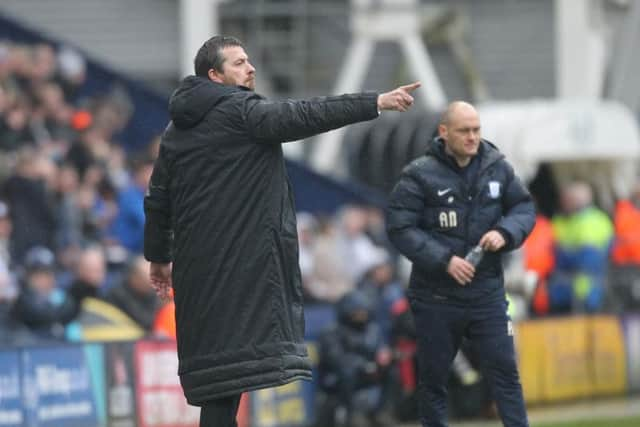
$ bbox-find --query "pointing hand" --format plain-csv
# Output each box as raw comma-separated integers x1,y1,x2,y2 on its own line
377,81,421,112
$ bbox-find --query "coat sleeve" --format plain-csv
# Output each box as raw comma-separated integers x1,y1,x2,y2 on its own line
386,168,453,273
144,144,173,263
495,162,536,251
242,92,379,143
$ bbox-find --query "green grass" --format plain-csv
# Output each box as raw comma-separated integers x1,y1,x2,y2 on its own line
534,416,640,427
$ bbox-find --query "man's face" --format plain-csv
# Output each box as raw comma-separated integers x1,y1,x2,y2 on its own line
212,46,256,90
439,106,481,159
28,270,56,296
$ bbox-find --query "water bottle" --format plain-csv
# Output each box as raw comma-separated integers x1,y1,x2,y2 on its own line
464,245,484,267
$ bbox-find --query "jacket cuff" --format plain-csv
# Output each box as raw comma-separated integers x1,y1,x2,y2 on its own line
361,92,381,119
437,250,455,273
495,227,513,250
144,217,173,263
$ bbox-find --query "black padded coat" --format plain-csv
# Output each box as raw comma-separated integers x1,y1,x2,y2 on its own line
386,138,535,303
143,76,379,404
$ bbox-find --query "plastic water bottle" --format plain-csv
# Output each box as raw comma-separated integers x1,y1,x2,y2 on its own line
464,245,484,267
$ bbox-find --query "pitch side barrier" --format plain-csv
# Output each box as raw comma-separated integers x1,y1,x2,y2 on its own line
0,314,638,426
515,314,640,404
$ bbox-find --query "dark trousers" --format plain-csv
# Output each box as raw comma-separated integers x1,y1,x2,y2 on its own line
199,395,241,427
411,297,529,427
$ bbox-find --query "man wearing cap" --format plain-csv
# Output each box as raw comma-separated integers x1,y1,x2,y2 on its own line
12,246,98,340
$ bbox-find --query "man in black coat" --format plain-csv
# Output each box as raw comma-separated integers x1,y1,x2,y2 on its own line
12,246,98,341
317,290,393,427
143,35,420,426
386,101,535,427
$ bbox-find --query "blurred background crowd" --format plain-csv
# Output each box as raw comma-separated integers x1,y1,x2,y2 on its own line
0,39,162,344
1,0,640,426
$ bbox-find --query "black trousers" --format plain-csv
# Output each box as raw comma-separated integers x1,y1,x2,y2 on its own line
411,297,529,427
199,395,241,427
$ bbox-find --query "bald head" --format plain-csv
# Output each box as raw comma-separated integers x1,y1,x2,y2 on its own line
561,181,593,213
75,246,106,287
438,101,481,166
440,101,478,127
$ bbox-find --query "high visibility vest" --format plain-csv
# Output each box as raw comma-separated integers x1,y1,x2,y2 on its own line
611,200,640,265
153,301,176,339
523,215,555,279
552,207,613,250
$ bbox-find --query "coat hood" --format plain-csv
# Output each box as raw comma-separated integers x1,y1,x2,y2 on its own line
168,76,243,129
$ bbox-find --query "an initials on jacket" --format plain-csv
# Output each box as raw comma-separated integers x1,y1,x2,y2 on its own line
439,210,458,228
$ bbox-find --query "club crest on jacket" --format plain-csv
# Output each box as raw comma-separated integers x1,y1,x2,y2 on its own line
488,181,501,199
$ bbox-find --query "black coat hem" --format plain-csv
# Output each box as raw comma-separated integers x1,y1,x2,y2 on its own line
183,370,313,405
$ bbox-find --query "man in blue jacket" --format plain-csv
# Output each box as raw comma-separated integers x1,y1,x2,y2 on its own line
386,101,535,427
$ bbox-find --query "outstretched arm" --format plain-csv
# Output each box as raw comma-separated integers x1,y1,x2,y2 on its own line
244,82,421,143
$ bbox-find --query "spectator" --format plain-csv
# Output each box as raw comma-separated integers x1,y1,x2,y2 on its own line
11,246,97,340
63,245,108,339
338,206,382,283
296,212,319,303
0,83,7,117
55,46,87,101
310,218,354,303
30,44,57,84
0,200,12,266
0,201,19,344
609,181,640,310
31,80,74,147
2,148,57,262
551,181,613,313
611,181,640,266
54,163,84,262
68,245,107,292
0,95,34,152
109,155,153,253
65,126,110,179
104,255,160,331
317,290,394,427
78,163,119,245
364,207,392,251
523,212,556,316
0,249,30,345
357,248,403,344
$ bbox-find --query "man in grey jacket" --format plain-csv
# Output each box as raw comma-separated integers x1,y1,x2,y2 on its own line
144,35,419,426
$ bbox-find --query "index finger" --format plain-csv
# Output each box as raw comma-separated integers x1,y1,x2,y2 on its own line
399,81,421,93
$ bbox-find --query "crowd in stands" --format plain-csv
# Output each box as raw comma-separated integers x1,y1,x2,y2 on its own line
2,39,640,425
0,39,159,345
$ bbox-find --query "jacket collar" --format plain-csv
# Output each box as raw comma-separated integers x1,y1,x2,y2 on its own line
426,136,504,174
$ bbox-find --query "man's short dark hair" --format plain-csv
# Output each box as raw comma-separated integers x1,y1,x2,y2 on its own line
194,35,244,77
